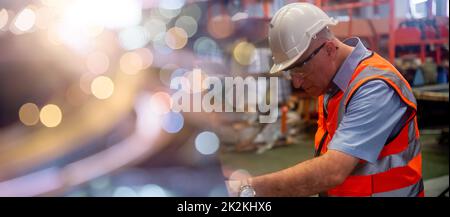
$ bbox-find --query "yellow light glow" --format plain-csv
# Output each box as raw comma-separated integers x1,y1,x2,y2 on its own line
233,41,256,66
18,103,40,126
40,104,62,128
91,76,114,99
14,8,36,32
120,52,143,74
0,9,8,30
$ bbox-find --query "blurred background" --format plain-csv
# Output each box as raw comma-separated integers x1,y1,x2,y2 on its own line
0,0,448,197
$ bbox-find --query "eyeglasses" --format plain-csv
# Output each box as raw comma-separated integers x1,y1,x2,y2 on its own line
287,42,327,75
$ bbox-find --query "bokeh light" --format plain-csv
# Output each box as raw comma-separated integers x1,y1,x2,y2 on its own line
120,51,143,75
14,7,36,32
193,37,220,58
207,14,234,39
161,111,184,134
165,27,188,49
44,0,141,52
40,104,62,128
233,41,256,65
152,32,172,55
195,131,220,155
159,0,186,10
0,9,9,30
0,0,279,197
55,19,93,52
89,177,111,191
147,7,172,23
119,26,150,50
18,103,40,126
144,18,166,41
60,0,142,30
139,184,167,197
150,92,173,115
175,16,198,37
113,186,137,197
86,51,110,75
158,8,181,19
135,93,163,139
90,76,114,99
135,48,153,69
180,4,201,21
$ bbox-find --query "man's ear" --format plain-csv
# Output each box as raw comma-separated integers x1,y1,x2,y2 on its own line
325,41,337,58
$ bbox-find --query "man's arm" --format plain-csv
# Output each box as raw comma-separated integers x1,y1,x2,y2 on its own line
227,150,359,197
226,81,408,196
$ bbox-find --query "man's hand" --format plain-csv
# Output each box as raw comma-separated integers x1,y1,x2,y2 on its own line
248,150,359,196
225,180,241,197
225,169,253,197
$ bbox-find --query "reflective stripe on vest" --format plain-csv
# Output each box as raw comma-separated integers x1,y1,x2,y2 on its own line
351,121,420,176
372,178,424,197
314,53,423,197
337,66,417,126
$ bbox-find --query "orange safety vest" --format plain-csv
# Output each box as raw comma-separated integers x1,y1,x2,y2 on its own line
314,52,424,197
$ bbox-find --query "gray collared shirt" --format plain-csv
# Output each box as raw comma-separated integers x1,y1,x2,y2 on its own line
325,38,408,164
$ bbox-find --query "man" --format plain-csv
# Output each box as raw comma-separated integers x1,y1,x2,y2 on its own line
228,3,423,197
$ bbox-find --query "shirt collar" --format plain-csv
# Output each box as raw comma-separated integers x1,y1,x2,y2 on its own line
331,37,373,92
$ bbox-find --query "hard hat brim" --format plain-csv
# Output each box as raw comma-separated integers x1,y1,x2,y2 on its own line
269,53,301,74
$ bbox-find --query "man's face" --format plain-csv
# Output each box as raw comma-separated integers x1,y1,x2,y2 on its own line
289,41,337,97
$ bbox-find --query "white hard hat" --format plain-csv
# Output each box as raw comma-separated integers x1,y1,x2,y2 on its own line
268,3,338,74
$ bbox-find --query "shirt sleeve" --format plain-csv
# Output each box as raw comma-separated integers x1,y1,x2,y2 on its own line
327,80,408,163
